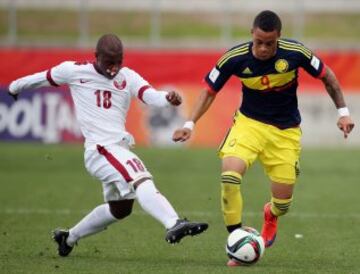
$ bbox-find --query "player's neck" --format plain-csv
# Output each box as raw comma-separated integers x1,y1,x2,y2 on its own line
251,47,277,61
93,62,105,76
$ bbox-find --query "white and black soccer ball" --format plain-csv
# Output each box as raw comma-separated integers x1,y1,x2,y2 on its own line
226,227,265,265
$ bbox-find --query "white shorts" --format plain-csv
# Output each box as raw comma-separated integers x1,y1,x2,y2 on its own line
84,144,152,202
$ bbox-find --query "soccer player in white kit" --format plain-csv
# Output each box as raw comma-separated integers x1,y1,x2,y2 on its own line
8,34,208,257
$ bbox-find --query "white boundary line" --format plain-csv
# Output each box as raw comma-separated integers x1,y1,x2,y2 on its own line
2,208,360,219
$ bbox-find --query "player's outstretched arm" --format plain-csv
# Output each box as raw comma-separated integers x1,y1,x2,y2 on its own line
172,89,216,142
140,88,182,107
320,66,355,138
8,70,52,101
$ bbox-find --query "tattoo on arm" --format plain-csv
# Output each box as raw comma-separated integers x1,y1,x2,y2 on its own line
321,66,346,108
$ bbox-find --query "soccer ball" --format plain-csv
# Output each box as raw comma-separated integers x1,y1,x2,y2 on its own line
226,227,265,265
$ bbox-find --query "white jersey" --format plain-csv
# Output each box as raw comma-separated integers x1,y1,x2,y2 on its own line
9,61,170,149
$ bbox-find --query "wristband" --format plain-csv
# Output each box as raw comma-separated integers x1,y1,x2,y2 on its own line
183,121,195,130
337,107,350,117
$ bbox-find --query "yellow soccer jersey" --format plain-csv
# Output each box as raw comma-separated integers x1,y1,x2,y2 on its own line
205,39,326,129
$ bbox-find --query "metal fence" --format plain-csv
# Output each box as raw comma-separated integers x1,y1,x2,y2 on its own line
1,0,360,48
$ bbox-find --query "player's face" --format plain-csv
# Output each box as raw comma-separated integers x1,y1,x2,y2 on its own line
96,54,122,79
251,27,280,61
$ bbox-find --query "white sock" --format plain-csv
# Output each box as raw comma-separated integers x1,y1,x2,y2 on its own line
135,180,179,229
67,203,117,246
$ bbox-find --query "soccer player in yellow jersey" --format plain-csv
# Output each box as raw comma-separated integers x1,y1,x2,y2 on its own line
173,10,355,266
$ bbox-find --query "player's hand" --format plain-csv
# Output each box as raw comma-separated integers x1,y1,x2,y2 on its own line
172,128,192,142
337,116,355,138
8,82,19,101
166,91,182,106
8,91,18,101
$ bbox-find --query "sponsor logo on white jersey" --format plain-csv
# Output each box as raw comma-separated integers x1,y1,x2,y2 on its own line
79,79,91,84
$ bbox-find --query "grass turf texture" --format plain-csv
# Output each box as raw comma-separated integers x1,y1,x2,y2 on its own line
0,143,359,273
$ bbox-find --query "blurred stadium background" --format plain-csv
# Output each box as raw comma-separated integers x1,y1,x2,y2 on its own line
1,1,360,273
0,0,359,146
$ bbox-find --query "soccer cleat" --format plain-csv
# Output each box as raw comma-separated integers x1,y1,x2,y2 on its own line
52,229,74,257
227,259,242,267
261,202,278,248
165,219,208,244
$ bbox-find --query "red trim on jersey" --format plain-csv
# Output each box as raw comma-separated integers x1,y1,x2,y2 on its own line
202,80,217,95
96,145,133,183
138,85,151,103
317,64,327,79
263,79,297,93
46,69,59,87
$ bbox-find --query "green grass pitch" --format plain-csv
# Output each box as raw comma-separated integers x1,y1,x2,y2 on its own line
1,143,359,273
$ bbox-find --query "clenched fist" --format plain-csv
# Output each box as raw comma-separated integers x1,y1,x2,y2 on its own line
172,128,192,142
166,91,182,106
337,116,355,138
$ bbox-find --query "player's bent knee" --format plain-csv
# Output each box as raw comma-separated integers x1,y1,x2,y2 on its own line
222,158,248,175
270,196,293,217
132,176,153,191
108,199,134,219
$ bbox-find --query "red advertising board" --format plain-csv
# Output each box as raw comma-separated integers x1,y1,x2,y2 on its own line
1,49,359,146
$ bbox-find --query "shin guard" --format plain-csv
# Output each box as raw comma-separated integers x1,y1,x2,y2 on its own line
221,171,242,232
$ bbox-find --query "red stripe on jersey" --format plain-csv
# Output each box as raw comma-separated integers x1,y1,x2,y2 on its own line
96,145,133,183
317,64,327,79
138,85,151,103
46,69,59,87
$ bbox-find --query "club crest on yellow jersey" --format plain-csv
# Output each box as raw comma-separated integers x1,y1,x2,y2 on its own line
229,139,236,147
275,59,289,73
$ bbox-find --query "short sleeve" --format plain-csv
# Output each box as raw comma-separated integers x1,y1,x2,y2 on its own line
122,67,152,99
298,46,325,78
204,50,238,93
47,61,74,86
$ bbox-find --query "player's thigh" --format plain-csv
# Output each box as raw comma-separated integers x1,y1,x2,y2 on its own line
218,113,265,169
84,145,152,201
260,127,301,184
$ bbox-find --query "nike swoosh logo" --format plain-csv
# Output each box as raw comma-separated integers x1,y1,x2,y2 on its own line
80,79,91,83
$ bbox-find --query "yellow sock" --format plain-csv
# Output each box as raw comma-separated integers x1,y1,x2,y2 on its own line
270,196,293,217
221,171,242,232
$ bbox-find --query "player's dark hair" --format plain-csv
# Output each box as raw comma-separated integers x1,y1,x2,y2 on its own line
96,34,123,63
253,10,282,33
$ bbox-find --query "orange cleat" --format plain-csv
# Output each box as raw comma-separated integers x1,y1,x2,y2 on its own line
261,202,278,248
227,259,242,267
